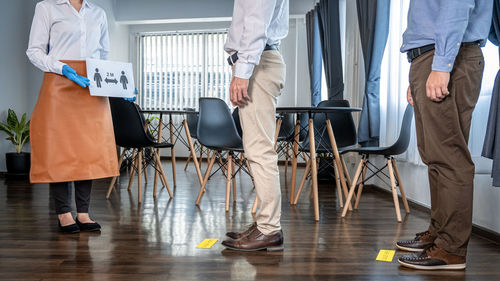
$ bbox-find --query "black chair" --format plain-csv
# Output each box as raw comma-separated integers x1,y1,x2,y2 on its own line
106,98,173,203
341,104,414,222
184,109,209,171
195,98,255,211
294,100,358,208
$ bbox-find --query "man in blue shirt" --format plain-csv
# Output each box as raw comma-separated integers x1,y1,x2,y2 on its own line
396,0,493,270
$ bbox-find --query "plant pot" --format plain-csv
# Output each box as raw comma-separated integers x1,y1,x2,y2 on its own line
6,152,31,176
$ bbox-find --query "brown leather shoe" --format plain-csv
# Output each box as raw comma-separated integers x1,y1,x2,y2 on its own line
398,244,466,270
222,228,284,252
226,222,257,240
397,231,436,252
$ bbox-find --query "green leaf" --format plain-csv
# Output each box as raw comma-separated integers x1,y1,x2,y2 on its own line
20,113,27,128
7,109,19,129
0,123,14,138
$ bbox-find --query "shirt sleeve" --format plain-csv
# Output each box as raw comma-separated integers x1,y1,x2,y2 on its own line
100,11,110,60
233,0,278,79
432,0,475,72
26,3,65,75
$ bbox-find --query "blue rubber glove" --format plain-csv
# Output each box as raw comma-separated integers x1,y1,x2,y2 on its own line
62,65,90,88
124,88,138,102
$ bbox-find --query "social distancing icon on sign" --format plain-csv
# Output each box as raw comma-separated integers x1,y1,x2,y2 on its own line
86,59,135,98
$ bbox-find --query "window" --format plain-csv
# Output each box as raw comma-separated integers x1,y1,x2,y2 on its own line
138,31,231,110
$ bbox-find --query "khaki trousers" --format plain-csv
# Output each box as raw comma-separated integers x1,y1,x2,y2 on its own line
409,44,484,256
238,50,286,235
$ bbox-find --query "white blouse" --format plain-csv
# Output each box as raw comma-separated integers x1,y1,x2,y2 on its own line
26,0,109,75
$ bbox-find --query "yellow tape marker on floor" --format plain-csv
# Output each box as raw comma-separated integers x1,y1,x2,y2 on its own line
196,239,219,249
376,250,396,262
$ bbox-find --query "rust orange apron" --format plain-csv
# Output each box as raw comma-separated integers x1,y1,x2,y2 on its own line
30,60,119,183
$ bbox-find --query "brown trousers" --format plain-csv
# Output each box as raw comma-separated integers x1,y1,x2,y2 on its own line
409,44,484,256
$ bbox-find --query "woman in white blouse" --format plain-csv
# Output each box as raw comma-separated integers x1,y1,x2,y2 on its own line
27,0,119,234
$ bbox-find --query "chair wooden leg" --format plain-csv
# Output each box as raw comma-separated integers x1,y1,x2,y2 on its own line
106,148,127,199
127,149,137,191
143,151,148,184
195,152,216,205
284,144,290,175
341,156,353,190
333,161,344,208
354,159,368,209
184,151,192,171
137,149,143,204
387,158,402,222
232,157,237,202
154,115,163,194
293,158,311,205
225,153,233,212
392,158,410,214
252,196,258,214
154,151,173,198
183,120,203,185
198,145,204,170
341,158,364,217
290,120,300,204
169,115,177,188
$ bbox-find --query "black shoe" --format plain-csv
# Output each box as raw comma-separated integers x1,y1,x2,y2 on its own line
76,217,101,232
396,231,436,252
58,220,80,234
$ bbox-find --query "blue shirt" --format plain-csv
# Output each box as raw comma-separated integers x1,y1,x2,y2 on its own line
401,0,493,72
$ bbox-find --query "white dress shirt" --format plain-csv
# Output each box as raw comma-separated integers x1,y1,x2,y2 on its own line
26,0,109,75
224,0,289,79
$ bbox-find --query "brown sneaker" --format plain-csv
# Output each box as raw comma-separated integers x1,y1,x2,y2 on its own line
396,231,435,252
222,228,284,252
226,222,257,240
398,244,466,270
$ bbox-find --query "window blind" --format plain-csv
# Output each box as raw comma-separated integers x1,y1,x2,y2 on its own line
138,31,232,110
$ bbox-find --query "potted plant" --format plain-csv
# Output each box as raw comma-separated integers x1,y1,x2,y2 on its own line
0,109,30,176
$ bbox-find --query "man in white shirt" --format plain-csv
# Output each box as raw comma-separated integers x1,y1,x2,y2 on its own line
221,0,289,252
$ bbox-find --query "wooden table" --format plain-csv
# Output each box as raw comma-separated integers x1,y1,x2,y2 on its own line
276,107,362,221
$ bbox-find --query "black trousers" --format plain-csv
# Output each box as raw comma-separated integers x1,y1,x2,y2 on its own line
50,180,93,214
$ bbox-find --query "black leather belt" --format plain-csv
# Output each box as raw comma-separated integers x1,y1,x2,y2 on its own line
407,40,481,63
227,44,279,66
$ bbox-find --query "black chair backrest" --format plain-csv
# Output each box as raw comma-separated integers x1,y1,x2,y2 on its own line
185,108,198,139
109,98,156,148
197,98,242,149
232,107,243,138
318,99,357,148
278,113,296,141
386,105,414,155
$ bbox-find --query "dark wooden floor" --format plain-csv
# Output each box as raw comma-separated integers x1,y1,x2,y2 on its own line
1,160,499,281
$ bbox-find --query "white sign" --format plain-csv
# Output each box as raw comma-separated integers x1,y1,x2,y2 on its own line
86,59,135,98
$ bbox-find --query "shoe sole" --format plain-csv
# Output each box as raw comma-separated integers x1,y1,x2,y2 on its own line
396,244,425,252
398,260,466,270
223,245,284,252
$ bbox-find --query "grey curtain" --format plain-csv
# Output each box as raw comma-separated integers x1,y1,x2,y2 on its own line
317,0,344,100
482,0,500,187
356,0,390,147
306,6,323,107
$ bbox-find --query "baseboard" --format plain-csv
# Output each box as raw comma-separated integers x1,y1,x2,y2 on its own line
367,184,500,244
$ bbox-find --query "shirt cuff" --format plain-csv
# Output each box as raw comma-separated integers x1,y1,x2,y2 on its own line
52,60,66,75
431,55,455,72
234,61,255,80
